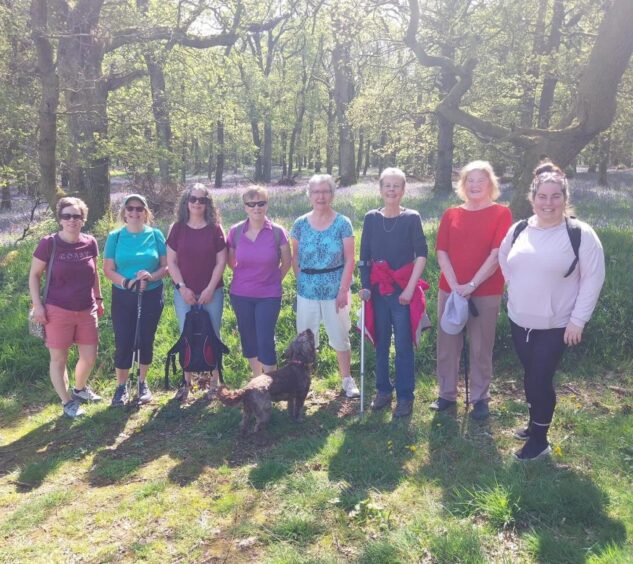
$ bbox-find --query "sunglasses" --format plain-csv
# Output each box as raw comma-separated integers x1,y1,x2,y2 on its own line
188,196,209,204
125,205,145,213
59,213,83,221
245,201,267,208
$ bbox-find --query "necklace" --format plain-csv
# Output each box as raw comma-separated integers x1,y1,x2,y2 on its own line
381,208,403,233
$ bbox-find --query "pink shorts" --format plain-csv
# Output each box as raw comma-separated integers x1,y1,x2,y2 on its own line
45,304,99,350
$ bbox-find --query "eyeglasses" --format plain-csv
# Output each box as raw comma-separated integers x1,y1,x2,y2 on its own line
59,213,83,221
188,196,209,205
245,201,268,208
310,190,332,196
126,205,145,213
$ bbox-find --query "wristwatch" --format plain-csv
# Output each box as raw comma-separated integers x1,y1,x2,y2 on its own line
468,281,476,288
174,282,186,290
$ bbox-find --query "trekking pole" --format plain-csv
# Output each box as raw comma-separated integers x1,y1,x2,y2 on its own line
128,280,143,404
359,298,366,415
463,299,480,408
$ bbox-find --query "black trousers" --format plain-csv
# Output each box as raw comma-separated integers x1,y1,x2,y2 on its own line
111,284,164,369
510,320,567,426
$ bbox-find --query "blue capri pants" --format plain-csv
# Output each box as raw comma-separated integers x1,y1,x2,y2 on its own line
229,294,282,366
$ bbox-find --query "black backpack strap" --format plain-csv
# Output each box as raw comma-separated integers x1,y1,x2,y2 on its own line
232,220,247,251
511,219,529,247
164,338,182,390
563,216,582,278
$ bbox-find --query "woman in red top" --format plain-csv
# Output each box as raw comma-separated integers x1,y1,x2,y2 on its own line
432,161,512,419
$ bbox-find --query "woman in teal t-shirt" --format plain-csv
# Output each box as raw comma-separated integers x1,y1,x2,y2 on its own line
103,194,168,406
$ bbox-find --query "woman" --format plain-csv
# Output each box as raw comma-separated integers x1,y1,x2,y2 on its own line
359,167,428,417
290,174,360,399
29,197,103,418
227,186,291,376
499,163,605,460
104,194,168,406
433,161,512,419
166,183,226,395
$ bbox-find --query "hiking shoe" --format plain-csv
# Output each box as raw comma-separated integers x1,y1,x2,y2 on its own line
342,376,360,398
393,399,414,418
138,380,152,404
429,397,456,411
72,386,102,403
63,399,85,418
513,426,530,441
370,391,393,411
513,439,551,461
470,400,490,420
111,384,128,406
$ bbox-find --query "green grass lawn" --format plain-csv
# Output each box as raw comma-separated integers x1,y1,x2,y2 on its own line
0,176,632,562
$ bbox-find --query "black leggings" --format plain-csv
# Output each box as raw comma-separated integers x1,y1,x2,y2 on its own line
112,285,164,369
510,320,567,426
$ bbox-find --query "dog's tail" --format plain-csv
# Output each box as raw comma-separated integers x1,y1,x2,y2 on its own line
216,385,247,406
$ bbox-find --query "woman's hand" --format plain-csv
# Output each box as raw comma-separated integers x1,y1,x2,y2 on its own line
335,288,349,312
359,288,371,302
455,283,475,298
564,322,583,346
32,304,48,325
398,287,414,305
180,286,197,305
197,285,215,305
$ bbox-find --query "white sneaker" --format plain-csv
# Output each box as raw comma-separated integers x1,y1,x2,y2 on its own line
72,386,102,403
63,400,86,418
342,376,360,398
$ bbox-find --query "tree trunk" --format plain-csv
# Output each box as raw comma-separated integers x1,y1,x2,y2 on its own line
434,113,455,193
356,129,364,177
598,133,611,187
537,0,564,129
332,42,356,186
363,139,371,176
280,131,287,178
30,0,61,208
263,119,272,182
215,120,224,188
325,93,336,175
251,121,263,182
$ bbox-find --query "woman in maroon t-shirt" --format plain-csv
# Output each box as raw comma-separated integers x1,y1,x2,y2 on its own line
432,161,512,419
167,183,226,400
28,197,104,418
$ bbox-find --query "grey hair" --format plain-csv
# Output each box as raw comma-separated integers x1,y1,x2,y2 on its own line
379,167,406,188
307,174,336,196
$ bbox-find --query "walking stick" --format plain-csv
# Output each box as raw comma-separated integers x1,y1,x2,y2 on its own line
128,280,143,404
463,299,480,407
359,298,366,415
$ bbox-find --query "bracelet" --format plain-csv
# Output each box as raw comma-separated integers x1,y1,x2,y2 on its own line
122,278,129,289
95,297,103,301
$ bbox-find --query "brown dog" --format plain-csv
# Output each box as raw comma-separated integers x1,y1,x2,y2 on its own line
216,329,315,434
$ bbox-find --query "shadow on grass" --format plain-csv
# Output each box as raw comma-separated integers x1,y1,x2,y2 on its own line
416,410,627,563
88,393,345,488
0,406,133,490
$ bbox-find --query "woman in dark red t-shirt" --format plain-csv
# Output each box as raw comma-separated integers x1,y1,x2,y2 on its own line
28,197,104,418
166,183,226,400
432,161,512,419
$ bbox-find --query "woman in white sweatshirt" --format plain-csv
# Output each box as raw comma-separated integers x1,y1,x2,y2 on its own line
499,162,605,461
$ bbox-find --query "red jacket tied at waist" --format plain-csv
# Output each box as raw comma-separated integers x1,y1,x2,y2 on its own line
361,261,430,347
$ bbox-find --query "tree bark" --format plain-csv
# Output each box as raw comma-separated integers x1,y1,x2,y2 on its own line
332,41,356,185
215,120,224,188
325,92,336,175
251,121,263,181
363,139,370,176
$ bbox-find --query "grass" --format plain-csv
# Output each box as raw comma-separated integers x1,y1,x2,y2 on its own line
0,173,632,561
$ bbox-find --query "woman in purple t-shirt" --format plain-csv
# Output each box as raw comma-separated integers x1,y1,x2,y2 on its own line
227,186,291,377
28,197,103,418
167,183,227,398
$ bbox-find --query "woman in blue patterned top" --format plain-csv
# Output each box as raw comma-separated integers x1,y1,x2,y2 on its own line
290,174,360,398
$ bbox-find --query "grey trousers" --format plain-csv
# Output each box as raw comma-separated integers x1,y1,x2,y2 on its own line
436,290,502,404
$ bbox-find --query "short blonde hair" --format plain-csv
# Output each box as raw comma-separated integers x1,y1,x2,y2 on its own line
119,196,154,225
456,161,500,202
379,167,406,188
242,185,269,203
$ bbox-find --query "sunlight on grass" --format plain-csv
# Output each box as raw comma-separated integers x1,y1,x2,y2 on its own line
1,489,72,533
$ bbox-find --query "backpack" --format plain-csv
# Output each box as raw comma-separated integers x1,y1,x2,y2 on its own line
233,220,283,259
511,216,581,278
164,305,229,389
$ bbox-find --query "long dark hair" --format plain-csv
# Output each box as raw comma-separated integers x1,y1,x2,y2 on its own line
174,183,220,227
